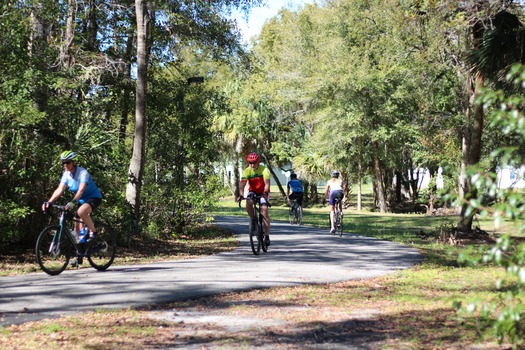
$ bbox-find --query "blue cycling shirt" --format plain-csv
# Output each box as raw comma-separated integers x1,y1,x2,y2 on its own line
287,179,304,193
60,166,103,204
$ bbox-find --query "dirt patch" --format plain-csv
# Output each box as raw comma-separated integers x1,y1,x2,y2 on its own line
144,303,384,349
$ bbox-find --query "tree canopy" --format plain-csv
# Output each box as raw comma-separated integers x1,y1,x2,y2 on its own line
1,0,525,241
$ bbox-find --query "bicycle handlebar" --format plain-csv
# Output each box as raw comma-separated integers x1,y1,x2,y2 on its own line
237,194,271,208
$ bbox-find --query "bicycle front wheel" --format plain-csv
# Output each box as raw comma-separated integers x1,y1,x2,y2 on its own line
260,227,268,253
36,225,73,276
249,218,261,255
87,223,117,271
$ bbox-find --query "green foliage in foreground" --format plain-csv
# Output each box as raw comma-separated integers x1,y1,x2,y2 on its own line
454,64,525,349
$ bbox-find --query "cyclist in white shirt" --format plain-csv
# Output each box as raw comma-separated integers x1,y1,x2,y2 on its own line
323,170,344,234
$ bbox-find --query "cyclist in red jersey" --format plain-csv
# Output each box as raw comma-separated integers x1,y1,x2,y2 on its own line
237,152,271,246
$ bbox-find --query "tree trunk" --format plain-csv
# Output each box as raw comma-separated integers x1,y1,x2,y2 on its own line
395,170,402,203
233,157,240,197
357,137,362,211
261,153,285,196
126,0,149,237
119,30,134,142
372,142,387,213
309,183,318,203
28,2,48,111
86,0,98,51
60,0,77,68
458,71,484,231
458,18,485,232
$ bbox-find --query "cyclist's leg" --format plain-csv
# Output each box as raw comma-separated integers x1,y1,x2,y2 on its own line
77,203,94,230
245,197,255,220
329,205,336,232
77,198,102,233
329,192,336,232
261,203,270,236
297,194,304,217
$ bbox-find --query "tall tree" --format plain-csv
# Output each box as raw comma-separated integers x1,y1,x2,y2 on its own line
125,0,264,235
126,0,149,236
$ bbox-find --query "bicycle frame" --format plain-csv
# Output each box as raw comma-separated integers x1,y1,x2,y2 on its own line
54,206,85,256
239,194,269,255
289,197,302,225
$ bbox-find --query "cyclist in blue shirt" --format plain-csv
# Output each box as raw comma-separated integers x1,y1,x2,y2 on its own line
286,172,304,216
42,151,103,240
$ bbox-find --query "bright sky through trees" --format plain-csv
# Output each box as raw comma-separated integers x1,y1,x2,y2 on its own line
234,0,313,43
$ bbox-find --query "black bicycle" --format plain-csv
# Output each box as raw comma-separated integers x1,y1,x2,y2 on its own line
35,204,117,275
329,197,343,237
239,193,270,255
289,197,302,225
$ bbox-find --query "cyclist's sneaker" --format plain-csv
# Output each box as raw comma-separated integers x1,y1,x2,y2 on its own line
265,235,270,246
70,257,83,268
330,228,336,234
87,231,97,243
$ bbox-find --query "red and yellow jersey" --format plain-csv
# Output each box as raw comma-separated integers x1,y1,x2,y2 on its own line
241,165,271,194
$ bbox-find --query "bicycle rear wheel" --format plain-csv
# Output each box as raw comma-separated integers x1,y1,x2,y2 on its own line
87,223,117,271
249,217,261,255
36,225,73,276
337,211,344,237
296,206,302,225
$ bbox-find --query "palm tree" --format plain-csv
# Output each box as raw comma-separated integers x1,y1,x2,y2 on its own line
458,5,524,232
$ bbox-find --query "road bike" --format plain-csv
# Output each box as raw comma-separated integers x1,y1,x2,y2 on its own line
239,193,270,255
330,197,343,237
288,197,302,225
35,204,117,275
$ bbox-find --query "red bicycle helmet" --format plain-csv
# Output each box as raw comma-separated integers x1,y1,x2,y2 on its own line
246,152,260,163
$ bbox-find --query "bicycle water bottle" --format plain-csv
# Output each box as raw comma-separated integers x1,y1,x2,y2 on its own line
79,227,88,244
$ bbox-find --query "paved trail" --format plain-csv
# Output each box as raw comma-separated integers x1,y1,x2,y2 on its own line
0,216,422,326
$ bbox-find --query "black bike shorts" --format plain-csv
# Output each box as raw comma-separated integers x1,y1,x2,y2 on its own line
289,192,304,206
329,190,343,206
75,198,103,218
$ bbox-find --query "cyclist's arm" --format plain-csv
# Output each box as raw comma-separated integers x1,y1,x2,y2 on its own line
47,183,67,204
262,168,271,195
239,180,247,199
263,176,270,193
323,184,330,199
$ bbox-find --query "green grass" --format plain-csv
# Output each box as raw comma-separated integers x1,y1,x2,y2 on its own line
214,191,525,348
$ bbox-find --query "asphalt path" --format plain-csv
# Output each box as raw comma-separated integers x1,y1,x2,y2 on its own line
0,216,422,326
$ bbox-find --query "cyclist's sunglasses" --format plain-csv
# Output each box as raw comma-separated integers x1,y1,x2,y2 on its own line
62,160,72,165
248,162,257,165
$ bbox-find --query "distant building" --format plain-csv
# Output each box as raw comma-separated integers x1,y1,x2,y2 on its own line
497,166,525,189
416,166,525,190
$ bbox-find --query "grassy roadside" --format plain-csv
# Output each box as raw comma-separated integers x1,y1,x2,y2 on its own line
1,194,520,349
